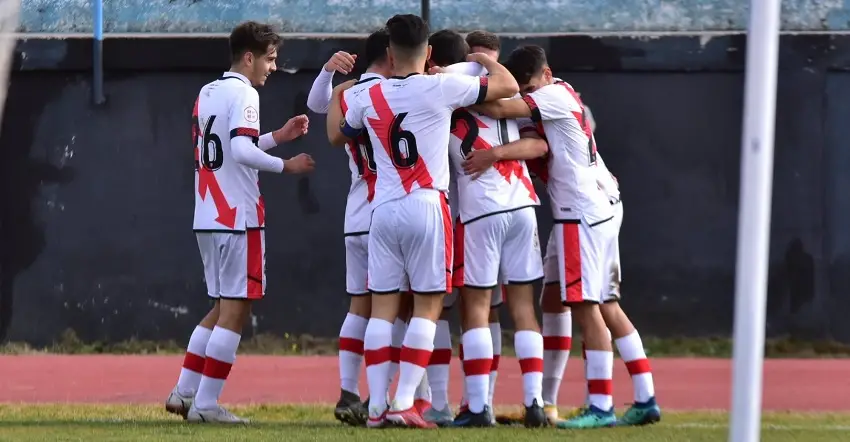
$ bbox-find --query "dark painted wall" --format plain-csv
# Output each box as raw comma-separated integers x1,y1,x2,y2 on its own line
1,35,848,344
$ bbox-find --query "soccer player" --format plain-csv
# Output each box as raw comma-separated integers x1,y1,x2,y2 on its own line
305,29,393,426
535,108,662,426
423,30,512,426
165,21,315,424
440,58,549,428
473,45,618,429
413,28,470,427
463,31,507,410
326,14,519,428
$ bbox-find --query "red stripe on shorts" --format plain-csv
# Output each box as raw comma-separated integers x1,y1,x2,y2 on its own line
246,229,264,299
561,223,583,303
440,195,453,293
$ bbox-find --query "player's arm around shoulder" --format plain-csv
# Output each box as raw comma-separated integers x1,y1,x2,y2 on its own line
326,79,359,146
467,53,519,102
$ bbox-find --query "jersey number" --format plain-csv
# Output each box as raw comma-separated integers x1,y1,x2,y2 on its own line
199,115,224,171
579,108,597,166
352,135,377,176
450,109,508,158
389,112,419,168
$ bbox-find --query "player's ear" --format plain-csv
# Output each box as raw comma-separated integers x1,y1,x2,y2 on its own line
425,45,433,64
543,65,552,82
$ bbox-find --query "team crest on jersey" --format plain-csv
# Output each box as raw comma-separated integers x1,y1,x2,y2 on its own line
243,106,258,123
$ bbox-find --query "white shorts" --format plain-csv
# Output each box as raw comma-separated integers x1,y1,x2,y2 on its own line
368,191,452,294
604,202,624,302
196,230,265,299
444,217,504,309
463,207,543,288
344,233,369,296
542,216,618,304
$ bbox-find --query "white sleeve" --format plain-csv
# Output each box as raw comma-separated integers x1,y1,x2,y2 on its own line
257,132,277,151
229,86,261,142
231,136,284,173
229,87,284,172
443,62,487,77
306,69,335,114
523,84,575,123
438,73,487,109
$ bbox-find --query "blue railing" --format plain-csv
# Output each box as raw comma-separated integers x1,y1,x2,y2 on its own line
92,0,105,105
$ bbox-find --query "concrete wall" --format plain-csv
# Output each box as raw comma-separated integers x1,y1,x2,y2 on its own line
1,34,849,345
19,0,850,34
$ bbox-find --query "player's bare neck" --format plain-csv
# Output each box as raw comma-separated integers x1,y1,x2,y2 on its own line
391,61,423,79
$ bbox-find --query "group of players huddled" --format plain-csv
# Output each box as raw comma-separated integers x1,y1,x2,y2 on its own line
166,13,661,430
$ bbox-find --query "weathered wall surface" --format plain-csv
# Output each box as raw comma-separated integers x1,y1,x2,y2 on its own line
0,34,848,345
19,0,850,33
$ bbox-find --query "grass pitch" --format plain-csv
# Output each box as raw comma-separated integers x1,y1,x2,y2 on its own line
0,405,846,442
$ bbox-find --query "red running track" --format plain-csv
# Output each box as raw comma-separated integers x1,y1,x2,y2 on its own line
0,356,846,410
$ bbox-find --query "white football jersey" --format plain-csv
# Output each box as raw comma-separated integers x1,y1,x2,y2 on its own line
522,79,613,223
339,73,383,234
444,62,538,223
193,72,265,231
342,73,488,209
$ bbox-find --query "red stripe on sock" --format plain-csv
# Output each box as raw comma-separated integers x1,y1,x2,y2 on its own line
429,348,452,365
519,357,544,374
390,346,401,363
400,346,433,368
543,336,572,351
463,358,492,376
201,357,233,380
491,354,501,371
182,352,205,373
588,379,613,395
364,346,392,366
625,358,652,375
339,337,364,355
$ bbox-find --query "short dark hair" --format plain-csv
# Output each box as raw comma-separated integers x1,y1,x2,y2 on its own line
504,45,548,85
386,14,430,58
364,28,390,67
428,29,468,67
466,30,500,52
229,21,282,63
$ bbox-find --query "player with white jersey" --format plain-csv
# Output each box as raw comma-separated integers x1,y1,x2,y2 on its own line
326,14,519,429
305,29,396,426
474,45,618,429
541,141,663,425
437,57,550,427
164,22,315,425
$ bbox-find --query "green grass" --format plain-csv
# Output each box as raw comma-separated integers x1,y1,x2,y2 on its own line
4,328,850,358
0,405,846,442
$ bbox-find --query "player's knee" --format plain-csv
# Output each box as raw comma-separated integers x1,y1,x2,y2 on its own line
460,287,491,327
373,294,402,322
349,295,372,318
600,301,634,339
411,292,445,321
216,299,252,333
